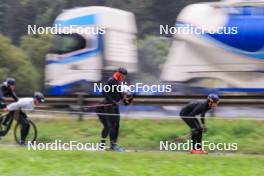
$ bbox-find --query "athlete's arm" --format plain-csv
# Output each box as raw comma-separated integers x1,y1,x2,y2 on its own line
10,90,18,102
1,108,8,113
200,112,207,132
200,113,205,125
0,89,7,102
123,93,132,105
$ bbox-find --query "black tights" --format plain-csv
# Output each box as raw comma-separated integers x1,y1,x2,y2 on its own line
0,111,29,143
97,105,120,146
181,117,203,150
17,111,30,143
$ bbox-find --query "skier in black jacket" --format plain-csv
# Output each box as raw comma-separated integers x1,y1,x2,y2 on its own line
0,78,18,107
0,78,19,125
96,67,133,152
180,94,220,154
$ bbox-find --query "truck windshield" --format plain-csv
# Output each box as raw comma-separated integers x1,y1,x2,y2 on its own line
50,34,86,54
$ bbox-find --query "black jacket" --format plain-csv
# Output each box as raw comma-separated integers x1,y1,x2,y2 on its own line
180,100,211,117
0,84,18,102
102,77,124,105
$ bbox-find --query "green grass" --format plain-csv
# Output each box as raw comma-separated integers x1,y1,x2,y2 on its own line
0,118,263,176
1,118,263,154
0,147,263,176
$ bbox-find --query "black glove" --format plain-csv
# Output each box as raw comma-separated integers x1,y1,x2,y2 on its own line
112,101,119,106
123,95,134,105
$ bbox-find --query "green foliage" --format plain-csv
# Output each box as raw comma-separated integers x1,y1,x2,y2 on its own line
20,35,52,90
137,36,171,82
0,34,40,94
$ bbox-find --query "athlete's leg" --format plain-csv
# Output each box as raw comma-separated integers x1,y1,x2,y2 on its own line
18,111,30,144
108,118,117,146
191,118,203,150
0,111,14,136
0,102,10,126
96,106,109,144
113,105,120,143
104,105,121,148
181,117,203,150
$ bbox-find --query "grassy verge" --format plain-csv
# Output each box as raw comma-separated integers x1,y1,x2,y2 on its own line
0,147,263,176
1,118,263,154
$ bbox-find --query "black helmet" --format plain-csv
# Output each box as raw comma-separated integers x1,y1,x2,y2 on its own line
33,92,45,103
6,78,16,86
207,93,220,103
117,67,128,75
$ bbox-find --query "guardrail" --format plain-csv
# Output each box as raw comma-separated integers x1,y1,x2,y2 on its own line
41,95,264,108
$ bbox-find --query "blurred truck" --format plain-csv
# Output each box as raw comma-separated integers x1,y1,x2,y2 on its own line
45,6,138,95
161,0,264,94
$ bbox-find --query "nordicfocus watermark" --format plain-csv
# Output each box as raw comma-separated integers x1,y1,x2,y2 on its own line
94,82,172,93
160,24,238,35
160,140,238,151
27,140,106,151
27,24,106,35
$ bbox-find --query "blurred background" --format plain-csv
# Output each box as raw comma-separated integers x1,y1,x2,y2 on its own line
1,0,263,96
0,0,263,119
0,0,182,95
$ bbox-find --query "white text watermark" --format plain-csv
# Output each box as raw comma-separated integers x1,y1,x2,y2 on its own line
94,82,172,93
27,140,106,151
160,140,238,151
27,24,106,35
160,24,238,35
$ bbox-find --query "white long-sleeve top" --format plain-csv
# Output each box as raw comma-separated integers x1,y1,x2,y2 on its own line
7,98,35,111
